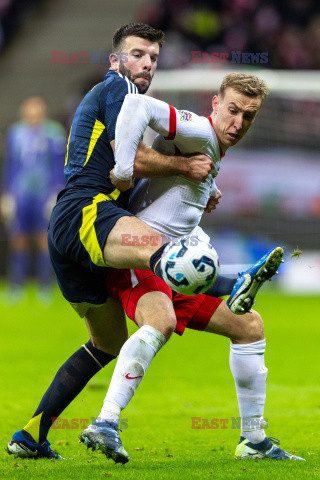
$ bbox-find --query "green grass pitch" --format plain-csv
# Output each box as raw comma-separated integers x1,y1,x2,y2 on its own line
1,288,319,479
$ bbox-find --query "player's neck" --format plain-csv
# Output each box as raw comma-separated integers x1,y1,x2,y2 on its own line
208,113,229,155
217,138,228,155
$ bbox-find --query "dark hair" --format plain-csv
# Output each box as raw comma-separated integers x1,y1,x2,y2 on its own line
112,23,165,52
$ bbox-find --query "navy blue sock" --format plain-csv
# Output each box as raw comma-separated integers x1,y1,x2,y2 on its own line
149,242,169,278
22,340,115,443
205,275,237,297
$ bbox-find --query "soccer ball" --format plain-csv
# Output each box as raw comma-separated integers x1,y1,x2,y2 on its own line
160,238,219,295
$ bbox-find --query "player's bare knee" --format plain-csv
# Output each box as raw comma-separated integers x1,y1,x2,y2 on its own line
90,336,125,357
242,310,264,343
94,322,128,355
135,292,177,340
160,316,176,340
137,311,176,340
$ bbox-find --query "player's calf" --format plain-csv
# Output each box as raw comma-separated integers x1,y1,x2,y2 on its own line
205,302,264,344
231,310,265,344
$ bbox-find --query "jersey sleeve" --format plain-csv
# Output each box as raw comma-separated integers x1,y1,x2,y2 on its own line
103,75,139,142
113,94,177,180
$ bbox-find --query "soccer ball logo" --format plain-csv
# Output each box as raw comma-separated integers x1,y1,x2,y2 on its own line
160,239,219,295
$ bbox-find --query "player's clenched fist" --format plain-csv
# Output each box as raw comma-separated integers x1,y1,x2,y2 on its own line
184,154,213,183
204,189,222,213
110,169,135,192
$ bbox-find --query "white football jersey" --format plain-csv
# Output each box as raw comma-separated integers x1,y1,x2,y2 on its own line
115,95,223,238
134,112,222,237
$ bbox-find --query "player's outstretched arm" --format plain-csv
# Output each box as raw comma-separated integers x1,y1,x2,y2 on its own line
133,142,211,182
112,94,212,189
110,140,210,190
113,94,169,182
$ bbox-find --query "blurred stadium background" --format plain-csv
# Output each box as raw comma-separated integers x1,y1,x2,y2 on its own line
0,0,319,291
1,2,319,478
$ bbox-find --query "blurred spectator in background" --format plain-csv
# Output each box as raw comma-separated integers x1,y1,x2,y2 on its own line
0,96,66,304
0,0,44,52
137,0,320,69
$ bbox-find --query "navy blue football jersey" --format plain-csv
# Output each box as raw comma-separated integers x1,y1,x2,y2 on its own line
60,70,139,208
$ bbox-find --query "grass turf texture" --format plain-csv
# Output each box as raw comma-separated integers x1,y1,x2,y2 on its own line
1,287,319,479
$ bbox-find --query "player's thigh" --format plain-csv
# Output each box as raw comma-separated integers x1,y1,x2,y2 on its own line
103,215,163,269
135,291,177,340
205,301,264,344
51,195,161,271
85,297,128,356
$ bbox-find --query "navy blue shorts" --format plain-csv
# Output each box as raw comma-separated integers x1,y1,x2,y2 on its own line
48,192,133,313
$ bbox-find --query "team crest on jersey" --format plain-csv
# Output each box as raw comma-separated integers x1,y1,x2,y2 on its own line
179,110,192,122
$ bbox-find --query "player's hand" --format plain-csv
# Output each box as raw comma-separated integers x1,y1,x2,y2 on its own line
204,189,222,213
110,169,135,191
0,193,16,224
184,154,212,183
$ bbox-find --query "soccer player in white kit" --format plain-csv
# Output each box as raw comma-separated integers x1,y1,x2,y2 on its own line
81,73,304,462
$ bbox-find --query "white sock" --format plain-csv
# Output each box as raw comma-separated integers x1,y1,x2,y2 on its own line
98,325,166,425
230,339,268,444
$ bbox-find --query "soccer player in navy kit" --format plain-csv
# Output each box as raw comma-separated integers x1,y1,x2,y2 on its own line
48,27,211,316
7,23,212,460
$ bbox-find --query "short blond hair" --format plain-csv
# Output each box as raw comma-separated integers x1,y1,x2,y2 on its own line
219,73,268,103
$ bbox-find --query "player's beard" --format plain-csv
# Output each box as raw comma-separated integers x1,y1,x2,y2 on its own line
119,63,152,94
